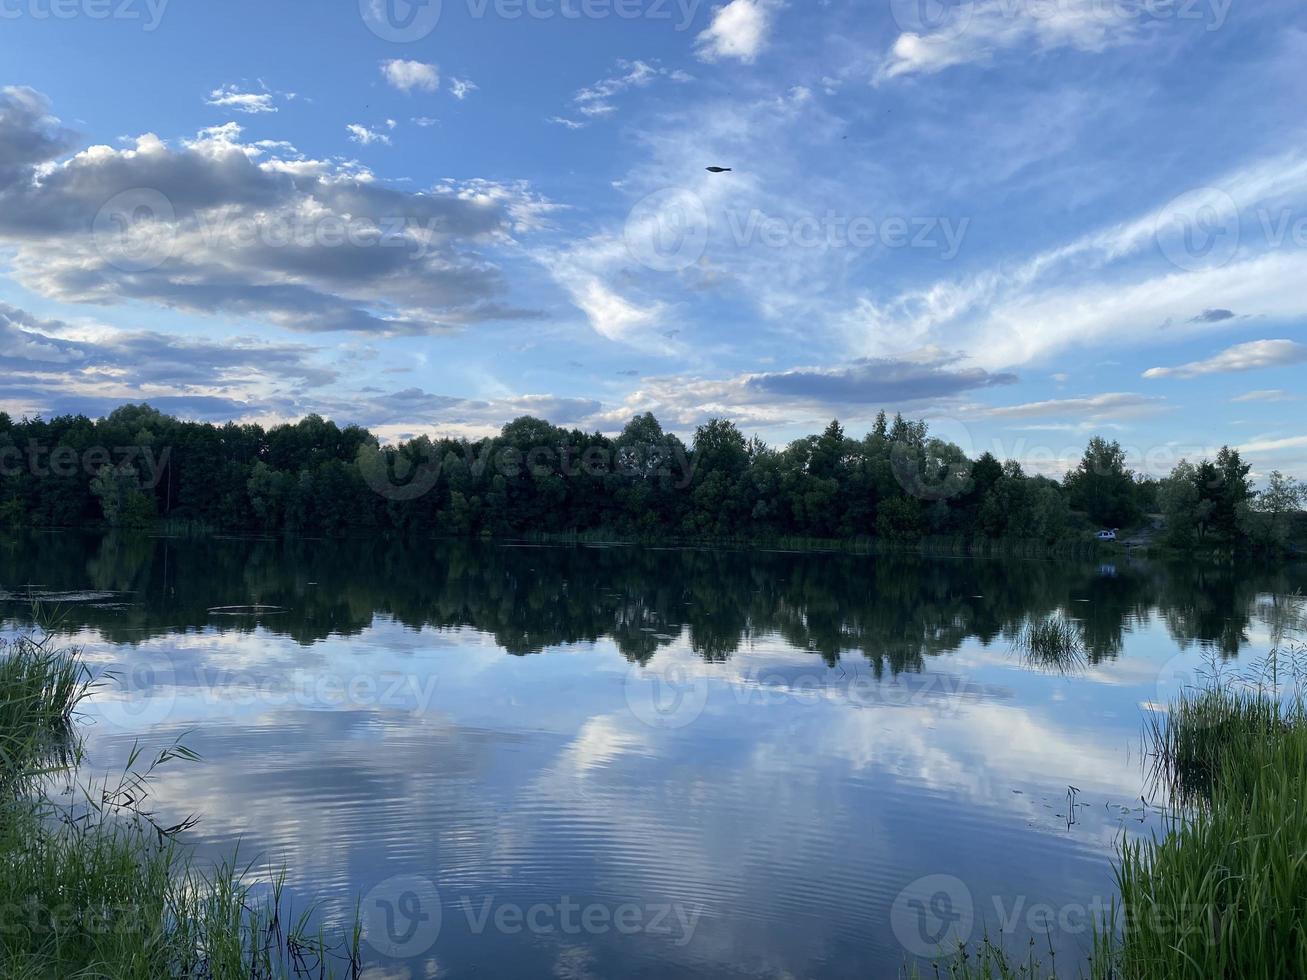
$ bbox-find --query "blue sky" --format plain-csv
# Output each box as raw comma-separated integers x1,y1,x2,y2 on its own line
2,0,1306,479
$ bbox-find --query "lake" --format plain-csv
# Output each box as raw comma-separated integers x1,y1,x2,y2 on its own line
2,530,1303,978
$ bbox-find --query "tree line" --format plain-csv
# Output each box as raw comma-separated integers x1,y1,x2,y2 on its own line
0,403,1301,552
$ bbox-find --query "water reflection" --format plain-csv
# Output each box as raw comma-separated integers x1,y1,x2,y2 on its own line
2,531,1301,666
1,531,1303,978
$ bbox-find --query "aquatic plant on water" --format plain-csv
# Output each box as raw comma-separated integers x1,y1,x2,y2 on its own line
0,628,361,979
909,639,1307,979
1013,614,1087,674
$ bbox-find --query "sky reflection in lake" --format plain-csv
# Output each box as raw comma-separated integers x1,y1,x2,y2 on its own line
3,532,1304,978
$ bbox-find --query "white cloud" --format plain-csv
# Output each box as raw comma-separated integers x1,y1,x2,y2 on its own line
567,60,687,122
380,59,440,94
1240,434,1307,454
1144,340,1307,379
412,116,438,127
1232,389,1298,403
0,88,550,337
0,300,339,421
191,121,244,145
587,352,1018,432
695,0,776,64
878,0,1155,82
1234,431,1307,479
570,279,665,345
981,392,1166,422
346,123,392,146
840,153,1307,371
539,228,681,352
251,138,301,158
449,77,478,100
540,85,896,351
205,84,277,114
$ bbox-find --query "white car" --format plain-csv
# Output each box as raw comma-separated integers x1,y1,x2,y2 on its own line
1095,530,1118,542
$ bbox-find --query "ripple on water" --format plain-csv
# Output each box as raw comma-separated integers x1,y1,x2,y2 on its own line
207,605,289,616
1,588,133,604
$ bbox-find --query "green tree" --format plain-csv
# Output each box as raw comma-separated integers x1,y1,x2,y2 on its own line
876,496,923,541
1209,446,1253,541
246,461,286,530
1249,471,1304,551
90,464,156,528
1,401,1279,554
808,419,848,482
1159,460,1208,548
1027,480,1071,543
1065,437,1140,528
688,419,751,535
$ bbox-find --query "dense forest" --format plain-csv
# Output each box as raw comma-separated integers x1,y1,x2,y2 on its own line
0,404,1301,553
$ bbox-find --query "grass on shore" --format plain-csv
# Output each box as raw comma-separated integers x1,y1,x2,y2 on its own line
909,934,1123,980
0,629,360,979
1118,662,1307,980
909,642,1307,980
0,630,92,782
1144,684,1301,806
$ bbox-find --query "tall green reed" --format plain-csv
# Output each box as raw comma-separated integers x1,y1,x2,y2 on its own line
1,625,361,978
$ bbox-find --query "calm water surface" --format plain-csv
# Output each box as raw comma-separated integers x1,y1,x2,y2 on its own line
3,531,1304,978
